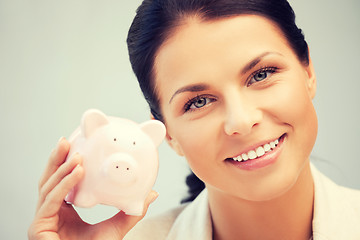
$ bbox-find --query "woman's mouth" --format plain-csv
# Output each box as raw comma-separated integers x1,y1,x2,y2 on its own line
231,137,280,162
225,134,286,170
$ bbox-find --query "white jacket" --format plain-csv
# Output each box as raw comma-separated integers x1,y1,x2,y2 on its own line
125,165,360,240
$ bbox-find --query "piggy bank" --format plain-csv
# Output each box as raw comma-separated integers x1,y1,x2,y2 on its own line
65,109,166,216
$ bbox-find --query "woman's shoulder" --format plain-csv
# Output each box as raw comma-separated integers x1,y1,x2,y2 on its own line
312,163,360,239
338,184,360,208
312,163,360,203
124,204,188,240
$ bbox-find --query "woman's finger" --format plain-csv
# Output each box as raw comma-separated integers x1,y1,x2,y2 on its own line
38,138,70,191
37,153,82,211
87,190,159,239
108,190,159,235
36,162,84,219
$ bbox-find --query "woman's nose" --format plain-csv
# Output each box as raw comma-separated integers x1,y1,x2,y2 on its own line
223,92,262,136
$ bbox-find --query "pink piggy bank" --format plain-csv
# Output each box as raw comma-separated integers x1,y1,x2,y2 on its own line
65,109,166,216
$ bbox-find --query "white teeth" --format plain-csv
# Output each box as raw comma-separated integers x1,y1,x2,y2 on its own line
264,144,271,152
232,137,281,162
234,155,243,162
248,150,257,160
256,146,265,157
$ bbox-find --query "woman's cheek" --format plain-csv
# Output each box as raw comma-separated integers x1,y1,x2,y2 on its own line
175,116,221,170
260,79,313,123
283,85,317,128
263,79,318,152
178,119,216,155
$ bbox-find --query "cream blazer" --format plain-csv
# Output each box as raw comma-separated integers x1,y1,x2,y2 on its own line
125,165,360,240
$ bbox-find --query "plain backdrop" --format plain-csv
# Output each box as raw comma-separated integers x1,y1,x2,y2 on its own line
0,0,359,239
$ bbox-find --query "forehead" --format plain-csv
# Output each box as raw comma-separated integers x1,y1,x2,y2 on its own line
153,15,291,98
156,15,286,57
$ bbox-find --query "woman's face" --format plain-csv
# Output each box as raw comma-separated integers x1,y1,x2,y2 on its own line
154,15,318,201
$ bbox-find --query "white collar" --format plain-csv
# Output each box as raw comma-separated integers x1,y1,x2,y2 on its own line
166,188,212,240
166,164,360,240
311,164,360,239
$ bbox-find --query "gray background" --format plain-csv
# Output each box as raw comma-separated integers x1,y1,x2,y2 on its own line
0,0,359,239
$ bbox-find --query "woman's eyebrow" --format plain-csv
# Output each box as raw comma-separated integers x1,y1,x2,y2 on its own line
169,52,282,104
169,83,209,104
241,52,282,75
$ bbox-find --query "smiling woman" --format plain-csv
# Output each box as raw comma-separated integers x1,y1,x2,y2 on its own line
124,0,360,239
146,15,319,239
27,0,360,240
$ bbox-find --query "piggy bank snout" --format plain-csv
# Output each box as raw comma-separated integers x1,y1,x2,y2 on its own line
103,153,139,185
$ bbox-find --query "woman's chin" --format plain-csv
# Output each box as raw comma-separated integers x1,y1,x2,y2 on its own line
238,171,301,202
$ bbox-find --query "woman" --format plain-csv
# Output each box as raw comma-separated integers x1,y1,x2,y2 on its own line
28,0,360,239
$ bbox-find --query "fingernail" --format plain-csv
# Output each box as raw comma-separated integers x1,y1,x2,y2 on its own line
74,164,82,170
58,137,65,144
150,191,159,203
72,152,82,163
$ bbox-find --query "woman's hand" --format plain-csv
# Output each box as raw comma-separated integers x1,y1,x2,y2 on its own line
28,138,158,240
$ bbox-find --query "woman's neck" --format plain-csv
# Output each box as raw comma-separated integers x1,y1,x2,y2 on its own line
208,163,314,240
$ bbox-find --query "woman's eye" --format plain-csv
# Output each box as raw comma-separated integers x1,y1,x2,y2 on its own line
193,97,208,108
248,67,277,85
184,95,215,112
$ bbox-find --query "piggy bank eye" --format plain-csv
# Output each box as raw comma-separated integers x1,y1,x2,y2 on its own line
133,141,136,146
114,138,117,142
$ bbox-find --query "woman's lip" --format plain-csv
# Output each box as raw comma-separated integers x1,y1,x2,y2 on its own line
228,134,285,160
226,134,286,171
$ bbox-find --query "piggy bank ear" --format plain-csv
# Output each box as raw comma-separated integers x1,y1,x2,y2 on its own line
81,109,109,138
140,120,166,147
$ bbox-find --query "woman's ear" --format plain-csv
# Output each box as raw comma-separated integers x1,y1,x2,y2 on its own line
305,56,317,100
165,133,185,156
